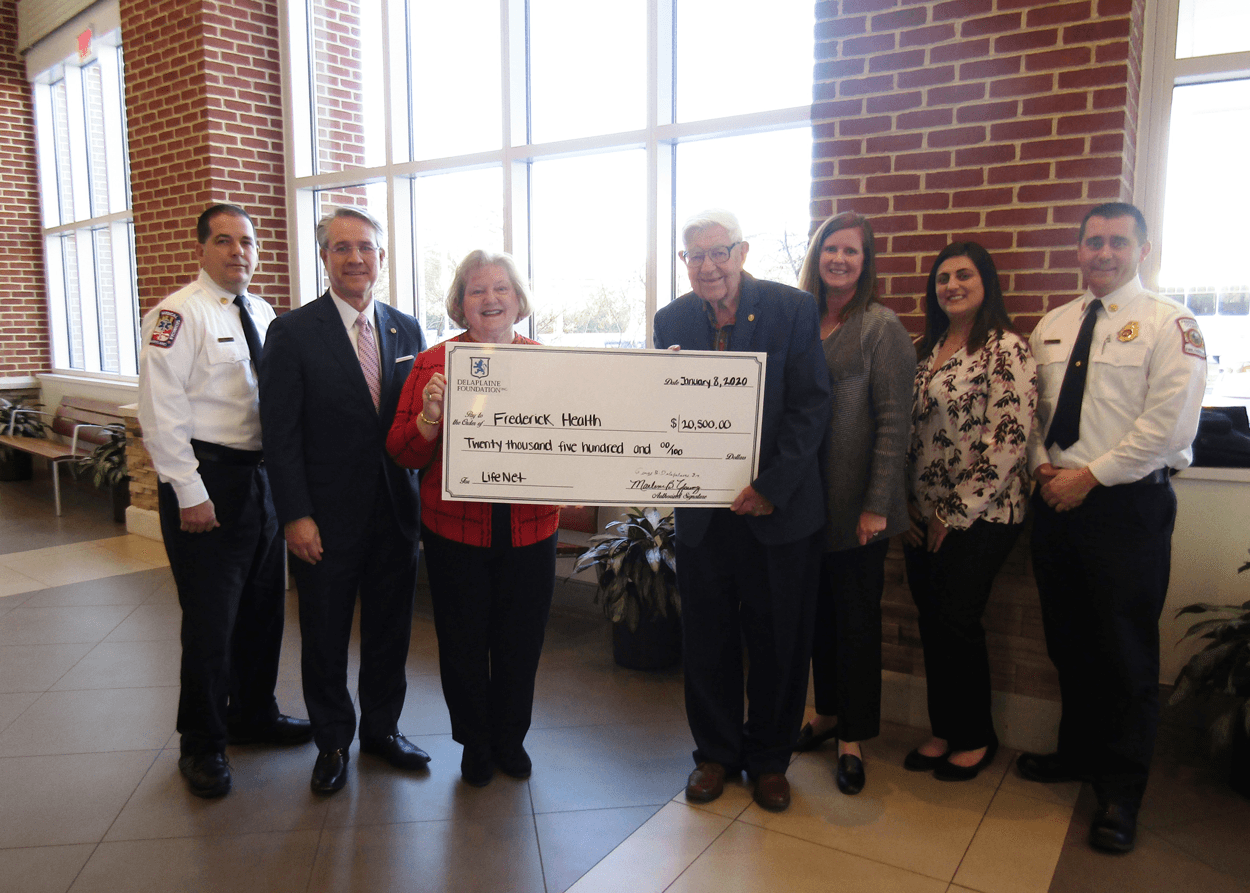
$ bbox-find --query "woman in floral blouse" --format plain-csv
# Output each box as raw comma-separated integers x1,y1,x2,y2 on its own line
902,242,1037,782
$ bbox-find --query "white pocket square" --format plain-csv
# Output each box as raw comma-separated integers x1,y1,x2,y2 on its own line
395,355,415,363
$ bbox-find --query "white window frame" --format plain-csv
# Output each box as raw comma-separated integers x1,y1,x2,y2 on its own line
1136,0,1250,288
29,10,138,381
278,0,812,347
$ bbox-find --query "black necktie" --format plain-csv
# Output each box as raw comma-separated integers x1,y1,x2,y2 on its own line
234,295,264,369
1045,298,1103,450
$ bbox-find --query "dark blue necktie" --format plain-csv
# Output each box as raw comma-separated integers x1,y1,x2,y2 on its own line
1045,298,1102,450
234,295,264,369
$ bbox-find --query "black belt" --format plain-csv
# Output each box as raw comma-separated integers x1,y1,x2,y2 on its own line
191,439,264,466
1127,468,1173,486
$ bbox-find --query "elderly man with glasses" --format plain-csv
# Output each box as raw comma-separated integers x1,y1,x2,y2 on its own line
653,209,831,811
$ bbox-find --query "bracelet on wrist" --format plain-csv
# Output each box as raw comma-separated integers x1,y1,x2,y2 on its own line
933,509,949,527
418,409,442,426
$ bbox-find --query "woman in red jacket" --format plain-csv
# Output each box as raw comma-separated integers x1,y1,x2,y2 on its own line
387,249,559,787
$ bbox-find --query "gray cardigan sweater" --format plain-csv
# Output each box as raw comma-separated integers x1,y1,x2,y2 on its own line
821,303,917,552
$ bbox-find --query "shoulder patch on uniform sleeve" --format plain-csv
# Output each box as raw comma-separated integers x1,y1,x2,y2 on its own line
149,310,183,348
1177,317,1206,360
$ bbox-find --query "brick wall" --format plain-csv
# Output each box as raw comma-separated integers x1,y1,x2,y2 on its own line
812,0,1146,702
0,0,49,375
121,0,289,316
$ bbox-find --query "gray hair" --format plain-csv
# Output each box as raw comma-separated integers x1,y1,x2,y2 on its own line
446,249,533,329
681,208,743,247
315,206,387,251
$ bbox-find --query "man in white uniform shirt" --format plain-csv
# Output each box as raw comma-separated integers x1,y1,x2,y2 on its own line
139,205,311,799
1019,202,1206,853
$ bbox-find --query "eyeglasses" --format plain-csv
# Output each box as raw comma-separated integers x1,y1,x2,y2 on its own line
329,243,378,256
680,242,740,266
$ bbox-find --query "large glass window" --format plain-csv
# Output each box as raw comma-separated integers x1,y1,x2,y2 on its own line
32,32,138,377
284,0,815,348
1149,0,1250,398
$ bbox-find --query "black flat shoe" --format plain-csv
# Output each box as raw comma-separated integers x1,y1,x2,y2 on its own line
794,722,838,753
494,745,532,779
461,747,494,787
1017,751,1085,784
178,752,231,798
934,739,999,782
311,748,349,794
228,714,313,746
1089,801,1137,853
836,754,865,795
360,734,431,770
903,747,949,771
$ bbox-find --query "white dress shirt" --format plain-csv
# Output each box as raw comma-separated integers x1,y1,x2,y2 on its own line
1028,276,1207,486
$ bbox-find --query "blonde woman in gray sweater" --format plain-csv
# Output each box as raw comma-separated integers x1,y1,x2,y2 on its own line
793,213,916,794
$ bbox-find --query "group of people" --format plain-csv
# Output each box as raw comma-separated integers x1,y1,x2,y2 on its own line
667,201,1205,858
137,197,1205,857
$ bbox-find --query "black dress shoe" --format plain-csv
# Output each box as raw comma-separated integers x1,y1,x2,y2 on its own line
1017,751,1082,784
461,747,494,787
311,748,349,794
836,754,865,795
904,747,949,772
179,752,231,798
228,714,314,746
360,734,431,770
493,745,532,779
1089,801,1137,853
793,722,838,753
935,739,999,782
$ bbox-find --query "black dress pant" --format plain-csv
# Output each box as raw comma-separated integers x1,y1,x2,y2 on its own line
158,458,284,756
810,538,889,742
421,524,556,755
904,519,1022,751
1031,481,1175,805
676,510,820,777
291,492,418,752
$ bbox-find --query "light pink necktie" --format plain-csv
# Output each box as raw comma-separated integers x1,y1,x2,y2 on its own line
355,312,381,411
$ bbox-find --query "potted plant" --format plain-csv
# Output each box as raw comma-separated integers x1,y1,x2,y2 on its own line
75,423,130,522
1169,549,1250,798
0,397,49,481
574,506,681,670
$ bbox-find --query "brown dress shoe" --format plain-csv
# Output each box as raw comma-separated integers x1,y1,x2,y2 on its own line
752,772,791,811
686,762,726,803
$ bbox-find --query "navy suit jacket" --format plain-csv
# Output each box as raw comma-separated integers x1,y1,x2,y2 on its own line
259,292,426,546
653,274,831,547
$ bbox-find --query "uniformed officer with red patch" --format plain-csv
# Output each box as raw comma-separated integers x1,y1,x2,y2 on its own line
1020,202,1207,854
138,205,311,799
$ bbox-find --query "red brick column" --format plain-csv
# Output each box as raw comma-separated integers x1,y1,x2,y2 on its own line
812,0,1143,335
0,0,49,375
121,0,289,314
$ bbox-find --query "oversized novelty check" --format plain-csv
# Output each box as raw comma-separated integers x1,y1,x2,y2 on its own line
441,343,766,506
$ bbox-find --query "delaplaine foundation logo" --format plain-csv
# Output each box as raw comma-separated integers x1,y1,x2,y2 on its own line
457,355,505,393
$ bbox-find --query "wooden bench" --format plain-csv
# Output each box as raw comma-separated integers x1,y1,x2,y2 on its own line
0,396,125,516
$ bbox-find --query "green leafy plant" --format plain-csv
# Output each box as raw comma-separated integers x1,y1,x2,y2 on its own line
574,506,679,633
75,424,128,489
0,397,50,439
1169,550,1250,749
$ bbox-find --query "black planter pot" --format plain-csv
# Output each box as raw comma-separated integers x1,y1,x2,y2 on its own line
110,478,131,523
1232,712,1250,799
0,447,33,482
612,607,682,671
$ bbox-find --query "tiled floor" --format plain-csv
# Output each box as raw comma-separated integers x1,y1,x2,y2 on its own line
1,466,1248,892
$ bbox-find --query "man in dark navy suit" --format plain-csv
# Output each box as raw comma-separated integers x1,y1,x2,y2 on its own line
653,209,831,812
260,206,429,794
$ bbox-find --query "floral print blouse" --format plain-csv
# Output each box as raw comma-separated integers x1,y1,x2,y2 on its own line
907,329,1037,529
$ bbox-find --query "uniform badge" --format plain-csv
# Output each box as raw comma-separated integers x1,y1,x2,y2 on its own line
149,310,183,348
1177,318,1206,359
1117,322,1139,342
